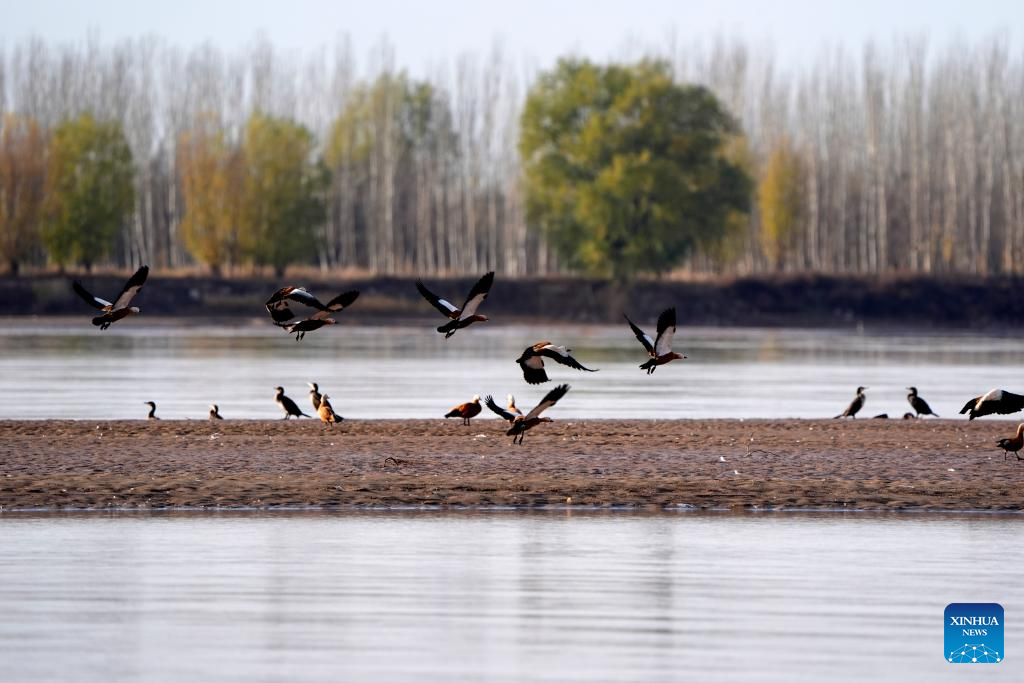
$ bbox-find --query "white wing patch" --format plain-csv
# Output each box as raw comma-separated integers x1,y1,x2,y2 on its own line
541,344,568,356
981,389,1002,404
438,298,459,314
655,327,676,357
289,288,320,306
460,294,486,319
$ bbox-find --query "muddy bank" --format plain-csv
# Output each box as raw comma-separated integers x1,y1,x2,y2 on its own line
1,418,1021,511
3,272,1024,327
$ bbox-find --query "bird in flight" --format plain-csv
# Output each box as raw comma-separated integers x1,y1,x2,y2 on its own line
959,389,1024,420
485,384,570,445
265,287,359,341
72,265,149,330
415,272,495,338
516,342,597,384
625,307,686,374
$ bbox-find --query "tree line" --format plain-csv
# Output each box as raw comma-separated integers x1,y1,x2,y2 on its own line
1,34,1023,278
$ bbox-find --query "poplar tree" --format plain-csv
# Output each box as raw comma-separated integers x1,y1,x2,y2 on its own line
42,114,134,271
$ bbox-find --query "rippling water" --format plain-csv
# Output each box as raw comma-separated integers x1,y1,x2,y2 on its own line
0,322,1022,419
0,512,1019,682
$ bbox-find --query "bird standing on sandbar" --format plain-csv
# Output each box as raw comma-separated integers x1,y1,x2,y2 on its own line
209,404,223,420
996,424,1024,461
144,401,159,420
73,265,149,330
485,383,570,445
415,271,495,338
959,389,1024,420
445,395,482,425
265,287,359,341
506,394,522,418
625,307,686,374
308,382,322,412
906,387,938,417
516,342,597,384
275,386,309,419
317,394,340,426
834,387,867,419
484,395,519,425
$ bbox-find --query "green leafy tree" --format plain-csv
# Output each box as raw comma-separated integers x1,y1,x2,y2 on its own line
758,138,805,269
241,113,328,276
42,114,134,271
0,114,47,275
520,59,751,282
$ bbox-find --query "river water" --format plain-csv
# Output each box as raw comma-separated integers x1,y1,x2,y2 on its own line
0,511,1019,682
0,322,1022,420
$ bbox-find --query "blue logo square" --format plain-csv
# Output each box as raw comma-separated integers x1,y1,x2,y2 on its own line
945,603,1003,663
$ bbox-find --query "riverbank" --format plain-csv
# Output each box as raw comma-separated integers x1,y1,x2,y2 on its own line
1,419,1021,511
4,272,1024,328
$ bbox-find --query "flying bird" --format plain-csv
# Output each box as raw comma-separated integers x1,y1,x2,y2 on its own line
906,387,938,417
275,386,309,419
265,287,359,340
209,404,223,420
834,387,867,419
516,342,597,385
959,389,1024,420
72,265,149,330
996,424,1024,461
144,401,159,420
415,271,495,338
625,307,686,374
317,394,340,426
445,395,482,425
308,382,322,412
485,383,570,445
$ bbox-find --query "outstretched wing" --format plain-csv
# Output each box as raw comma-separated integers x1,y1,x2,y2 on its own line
624,314,655,355
72,281,112,310
538,345,598,372
524,384,570,421
993,391,1024,414
310,290,359,321
959,396,981,415
416,280,461,319
459,271,494,319
653,307,677,357
111,265,149,310
518,355,549,385
265,286,324,323
484,395,517,422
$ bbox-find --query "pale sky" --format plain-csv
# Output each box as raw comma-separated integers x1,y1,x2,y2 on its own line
1,0,1020,71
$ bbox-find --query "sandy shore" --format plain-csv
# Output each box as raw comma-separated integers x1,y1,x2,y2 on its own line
1,418,1022,511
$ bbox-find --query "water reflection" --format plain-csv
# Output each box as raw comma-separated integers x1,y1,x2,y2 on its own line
0,512,1019,682
0,323,1022,419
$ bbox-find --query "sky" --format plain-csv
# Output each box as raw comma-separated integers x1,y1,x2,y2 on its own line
1,0,1021,72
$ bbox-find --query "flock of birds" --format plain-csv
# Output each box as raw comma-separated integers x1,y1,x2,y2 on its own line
72,265,1024,454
